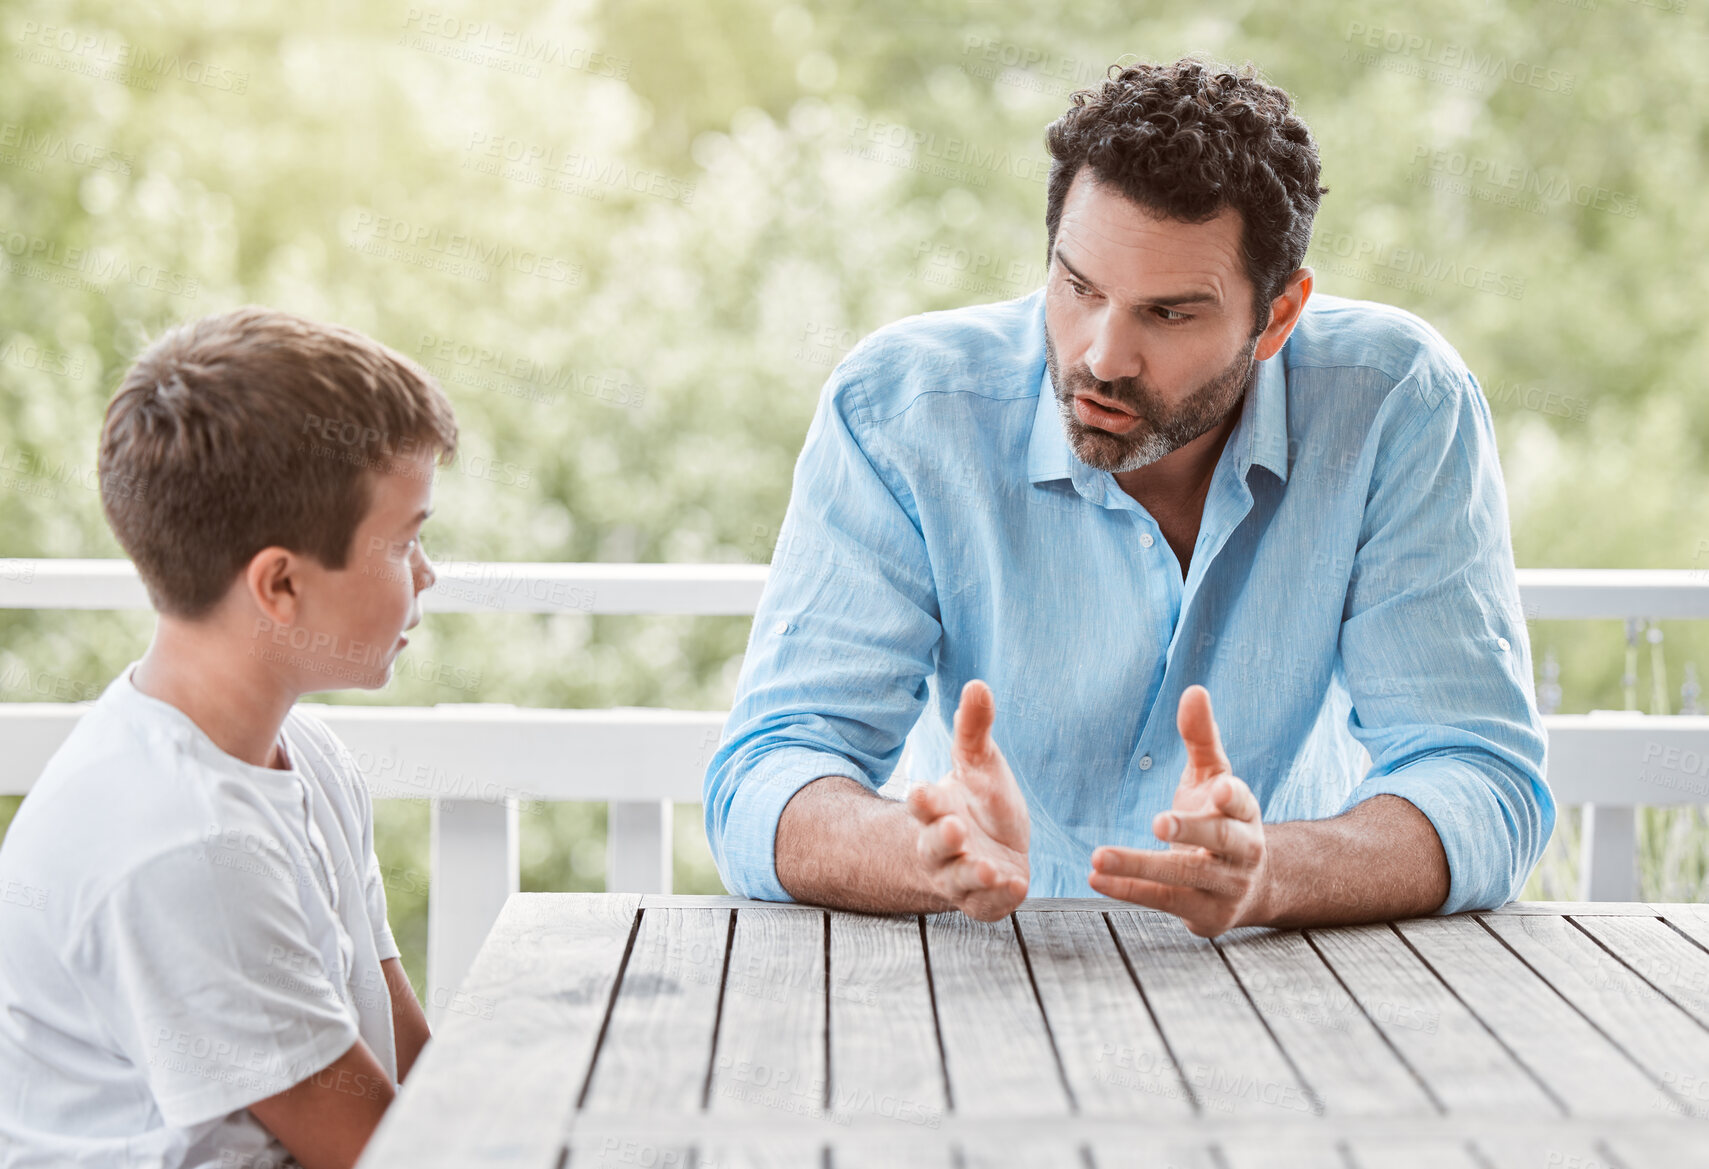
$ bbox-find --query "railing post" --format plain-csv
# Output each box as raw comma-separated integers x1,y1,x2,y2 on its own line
426,797,519,1026
1578,804,1637,901
606,800,672,893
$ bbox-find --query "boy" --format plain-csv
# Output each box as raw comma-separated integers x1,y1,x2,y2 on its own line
0,306,458,1167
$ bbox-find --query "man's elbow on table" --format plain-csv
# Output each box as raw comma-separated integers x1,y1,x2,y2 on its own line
1482,745,1557,911
702,745,830,904
1396,753,1556,915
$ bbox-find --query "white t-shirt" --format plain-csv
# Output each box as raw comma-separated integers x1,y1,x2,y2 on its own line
0,664,401,1168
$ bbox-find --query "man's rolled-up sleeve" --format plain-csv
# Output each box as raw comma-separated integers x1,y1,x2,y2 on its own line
705,366,943,902
1336,369,1554,914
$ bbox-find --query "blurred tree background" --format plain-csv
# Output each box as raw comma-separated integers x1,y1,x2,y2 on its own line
1,0,1707,993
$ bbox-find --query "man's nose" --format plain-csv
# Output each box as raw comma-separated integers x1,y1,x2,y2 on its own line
1083,312,1145,384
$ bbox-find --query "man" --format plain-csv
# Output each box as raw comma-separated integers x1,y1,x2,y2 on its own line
703,57,1552,935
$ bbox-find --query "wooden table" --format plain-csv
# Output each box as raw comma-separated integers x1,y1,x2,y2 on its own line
360,895,1709,1168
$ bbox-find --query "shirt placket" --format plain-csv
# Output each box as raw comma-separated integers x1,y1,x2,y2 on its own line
1078,468,1183,789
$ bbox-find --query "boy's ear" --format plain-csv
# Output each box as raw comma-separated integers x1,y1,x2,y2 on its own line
243,546,303,628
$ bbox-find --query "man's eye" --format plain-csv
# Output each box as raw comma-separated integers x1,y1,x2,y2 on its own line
1067,277,1094,298
1155,307,1192,323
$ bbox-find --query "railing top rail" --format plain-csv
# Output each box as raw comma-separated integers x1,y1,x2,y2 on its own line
0,559,769,615
3,703,1708,803
0,560,1706,619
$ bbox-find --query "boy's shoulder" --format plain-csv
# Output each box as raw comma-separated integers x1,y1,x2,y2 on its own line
2,670,368,931
0,675,215,937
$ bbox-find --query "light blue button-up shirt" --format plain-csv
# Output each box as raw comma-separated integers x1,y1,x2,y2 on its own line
704,289,1552,914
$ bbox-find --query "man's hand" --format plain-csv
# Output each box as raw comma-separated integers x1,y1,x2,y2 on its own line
1088,684,1269,936
905,679,1031,921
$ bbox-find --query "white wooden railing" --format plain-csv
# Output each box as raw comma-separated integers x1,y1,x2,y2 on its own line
3,560,1708,1021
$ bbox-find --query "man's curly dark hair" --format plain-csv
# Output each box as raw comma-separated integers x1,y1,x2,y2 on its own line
1044,57,1328,335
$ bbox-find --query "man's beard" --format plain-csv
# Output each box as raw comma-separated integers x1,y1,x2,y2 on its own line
1045,327,1259,474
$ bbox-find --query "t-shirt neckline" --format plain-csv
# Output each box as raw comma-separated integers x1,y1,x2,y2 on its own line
112,661,302,784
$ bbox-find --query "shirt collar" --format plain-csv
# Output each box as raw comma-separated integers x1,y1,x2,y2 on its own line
1026,366,1079,486
1027,343,1291,488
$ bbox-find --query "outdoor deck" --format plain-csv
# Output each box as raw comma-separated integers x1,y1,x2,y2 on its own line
360,894,1709,1168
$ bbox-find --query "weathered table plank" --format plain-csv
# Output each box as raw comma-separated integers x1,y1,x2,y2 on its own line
958,1138,1088,1168
827,912,947,1130
363,893,641,1168
922,911,1072,1116
1395,917,1662,1115
1216,927,1435,1117
706,908,827,1119
582,907,730,1113
1603,1130,1709,1169
1477,912,1709,1117
1086,1139,1217,1168
1484,902,1658,916
1573,911,1709,1027
1305,923,1557,1116
1341,1138,1482,1169
1470,1133,1619,1169
1214,1135,1348,1169
567,1137,694,1169
1109,911,1319,1119
1654,902,1709,956
700,1142,827,1168
1015,909,1194,1117
829,1141,952,1168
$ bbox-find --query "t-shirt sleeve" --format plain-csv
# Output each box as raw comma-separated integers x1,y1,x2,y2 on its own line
73,839,365,1128
331,734,401,963
365,849,400,963
347,750,399,963
294,707,400,963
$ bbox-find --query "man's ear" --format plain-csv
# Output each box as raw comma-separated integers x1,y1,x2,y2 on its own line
1255,268,1313,362
244,547,302,629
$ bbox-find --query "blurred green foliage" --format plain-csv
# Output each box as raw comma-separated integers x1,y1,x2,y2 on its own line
2,0,1708,993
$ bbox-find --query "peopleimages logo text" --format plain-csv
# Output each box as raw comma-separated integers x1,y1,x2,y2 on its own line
347,210,580,285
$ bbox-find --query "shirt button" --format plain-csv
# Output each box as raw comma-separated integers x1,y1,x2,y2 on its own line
1139,533,1155,548
1138,755,1153,770
773,620,790,634
1497,637,1510,651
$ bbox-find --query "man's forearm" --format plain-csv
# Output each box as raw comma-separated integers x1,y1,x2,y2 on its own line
1252,794,1450,928
774,775,956,914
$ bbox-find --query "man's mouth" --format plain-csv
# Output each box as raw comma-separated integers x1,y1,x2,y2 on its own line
1074,394,1141,432
1078,390,1135,416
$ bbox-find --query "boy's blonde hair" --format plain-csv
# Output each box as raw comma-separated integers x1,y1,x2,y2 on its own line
98,306,459,618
